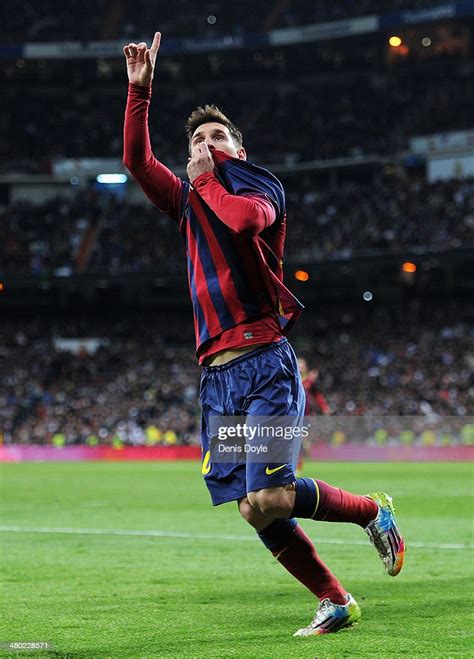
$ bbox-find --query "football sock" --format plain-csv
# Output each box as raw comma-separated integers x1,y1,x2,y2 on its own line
257,517,297,551
292,477,378,527
292,477,319,518
258,520,347,604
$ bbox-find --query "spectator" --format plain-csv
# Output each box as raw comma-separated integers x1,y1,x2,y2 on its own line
1,300,471,445
2,176,472,275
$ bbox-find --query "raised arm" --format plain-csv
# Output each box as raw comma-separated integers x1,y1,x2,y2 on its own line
122,33,183,220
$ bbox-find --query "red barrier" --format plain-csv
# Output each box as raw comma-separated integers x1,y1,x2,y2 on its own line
0,445,201,463
0,443,472,463
309,443,474,462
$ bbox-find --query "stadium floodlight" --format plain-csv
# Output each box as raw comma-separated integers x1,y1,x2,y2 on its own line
295,270,310,282
402,262,417,273
96,174,128,184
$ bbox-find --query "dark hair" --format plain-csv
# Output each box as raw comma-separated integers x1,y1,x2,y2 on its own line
185,104,243,149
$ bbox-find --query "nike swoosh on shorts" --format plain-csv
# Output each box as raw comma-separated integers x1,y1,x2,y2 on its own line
265,464,287,475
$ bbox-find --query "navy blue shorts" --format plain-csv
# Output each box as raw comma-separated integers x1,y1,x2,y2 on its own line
200,338,306,506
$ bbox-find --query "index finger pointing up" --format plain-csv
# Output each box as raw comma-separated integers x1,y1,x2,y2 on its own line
150,32,161,56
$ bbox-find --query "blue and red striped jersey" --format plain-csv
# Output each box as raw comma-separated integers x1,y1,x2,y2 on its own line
123,83,303,358
178,149,303,353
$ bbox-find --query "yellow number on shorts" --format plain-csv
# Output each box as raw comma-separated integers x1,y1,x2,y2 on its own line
201,449,211,475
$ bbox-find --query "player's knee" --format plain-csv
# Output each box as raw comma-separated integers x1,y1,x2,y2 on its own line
247,489,283,516
238,498,256,524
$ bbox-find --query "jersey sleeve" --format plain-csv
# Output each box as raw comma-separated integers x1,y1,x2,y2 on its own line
192,171,276,235
123,83,186,222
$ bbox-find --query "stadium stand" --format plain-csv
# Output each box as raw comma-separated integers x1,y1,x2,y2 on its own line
1,299,472,445
1,176,472,275
0,0,452,42
1,1,473,449
3,60,473,173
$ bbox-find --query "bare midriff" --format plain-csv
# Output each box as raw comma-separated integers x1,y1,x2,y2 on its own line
203,343,270,366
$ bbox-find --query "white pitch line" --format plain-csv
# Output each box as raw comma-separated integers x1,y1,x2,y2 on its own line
0,525,472,550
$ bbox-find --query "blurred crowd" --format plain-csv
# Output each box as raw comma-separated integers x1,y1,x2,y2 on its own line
1,192,103,275
300,298,473,418
2,2,472,450
272,0,445,27
2,176,473,275
285,175,474,260
5,63,473,173
1,314,198,446
1,0,446,43
1,299,472,445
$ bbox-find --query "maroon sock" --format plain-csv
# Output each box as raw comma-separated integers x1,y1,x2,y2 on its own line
274,524,347,604
314,479,378,527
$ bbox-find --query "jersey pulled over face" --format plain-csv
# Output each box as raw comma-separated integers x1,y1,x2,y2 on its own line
190,122,246,161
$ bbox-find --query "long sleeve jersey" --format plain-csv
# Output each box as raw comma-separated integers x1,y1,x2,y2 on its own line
123,83,299,363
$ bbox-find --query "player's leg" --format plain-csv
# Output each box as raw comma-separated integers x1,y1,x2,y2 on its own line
242,339,404,577
239,495,360,636
232,341,361,635
200,345,359,635
240,340,354,609
243,338,379,527
238,496,348,603
248,479,378,527
248,480,405,577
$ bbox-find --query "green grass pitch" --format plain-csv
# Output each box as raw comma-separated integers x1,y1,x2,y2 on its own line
0,461,473,658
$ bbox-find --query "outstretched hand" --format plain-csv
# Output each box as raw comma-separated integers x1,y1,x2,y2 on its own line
123,31,161,87
187,143,215,183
